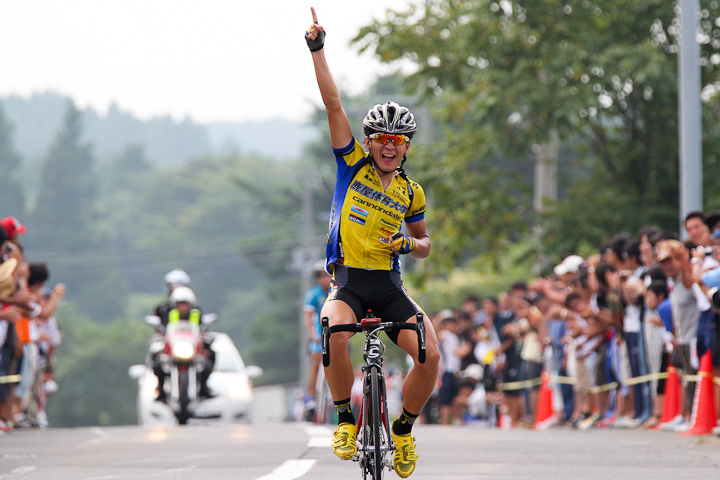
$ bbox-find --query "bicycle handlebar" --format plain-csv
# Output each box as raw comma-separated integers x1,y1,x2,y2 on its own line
321,313,426,367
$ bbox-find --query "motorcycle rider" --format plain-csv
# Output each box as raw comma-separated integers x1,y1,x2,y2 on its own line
154,269,192,326
153,286,216,402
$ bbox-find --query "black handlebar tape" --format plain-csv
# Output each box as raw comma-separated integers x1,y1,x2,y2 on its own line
321,317,330,367
323,320,426,363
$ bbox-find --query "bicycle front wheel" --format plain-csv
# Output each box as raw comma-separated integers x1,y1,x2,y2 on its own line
369,367,384,479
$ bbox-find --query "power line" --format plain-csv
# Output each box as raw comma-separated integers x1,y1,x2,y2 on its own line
26,236,326,278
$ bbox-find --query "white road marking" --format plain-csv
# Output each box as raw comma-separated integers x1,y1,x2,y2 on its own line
77,427,110,447
302,424,332,448
0,466,37,479
82,467,195,479
253,460,316,480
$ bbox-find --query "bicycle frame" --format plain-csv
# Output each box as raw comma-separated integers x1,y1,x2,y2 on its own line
321,311,426,479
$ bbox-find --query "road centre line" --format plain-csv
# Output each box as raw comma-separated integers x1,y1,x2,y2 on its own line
253,460,316,480
302,424,332,448
0,466,37,479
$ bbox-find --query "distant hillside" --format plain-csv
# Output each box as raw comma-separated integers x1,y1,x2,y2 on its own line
205,119,317,160
1,92,316,165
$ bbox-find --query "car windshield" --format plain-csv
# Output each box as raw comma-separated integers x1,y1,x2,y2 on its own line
212,343,244,372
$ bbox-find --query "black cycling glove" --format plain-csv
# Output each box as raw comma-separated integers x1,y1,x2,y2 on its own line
305,25,325,52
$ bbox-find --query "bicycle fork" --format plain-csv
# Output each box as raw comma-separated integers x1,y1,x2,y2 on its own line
353,363,395,469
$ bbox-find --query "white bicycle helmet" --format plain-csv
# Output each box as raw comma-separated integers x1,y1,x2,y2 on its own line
163,269,191,292
362,101,417,138
169,286,197,307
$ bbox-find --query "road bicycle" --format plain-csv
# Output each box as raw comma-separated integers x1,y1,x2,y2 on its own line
321,310,426,480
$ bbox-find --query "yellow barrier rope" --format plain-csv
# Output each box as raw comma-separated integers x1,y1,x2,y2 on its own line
498,370,720,392
0,374,21,384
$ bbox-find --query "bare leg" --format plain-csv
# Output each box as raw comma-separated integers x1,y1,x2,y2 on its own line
320,300,357,402
598,390,609,418
395,315,440,415
528,388,539,420
506,395,524,426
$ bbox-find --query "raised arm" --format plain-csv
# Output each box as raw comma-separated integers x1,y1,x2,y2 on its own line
306,7,353,149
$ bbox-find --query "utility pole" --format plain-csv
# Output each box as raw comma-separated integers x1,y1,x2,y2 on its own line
533,131,558,274
291,180,321,397
678,0,703,234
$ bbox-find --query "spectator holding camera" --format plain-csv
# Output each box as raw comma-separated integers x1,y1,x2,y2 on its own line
657,239,698,428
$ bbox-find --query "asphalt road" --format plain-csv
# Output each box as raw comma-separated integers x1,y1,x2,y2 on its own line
1,423,720,480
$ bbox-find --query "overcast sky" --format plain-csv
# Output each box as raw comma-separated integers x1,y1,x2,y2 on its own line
0,0,414,123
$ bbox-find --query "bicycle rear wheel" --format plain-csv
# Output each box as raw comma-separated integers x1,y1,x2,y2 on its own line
369,367,384,479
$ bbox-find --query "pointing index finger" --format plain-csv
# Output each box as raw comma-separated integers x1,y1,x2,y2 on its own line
311,6,318,24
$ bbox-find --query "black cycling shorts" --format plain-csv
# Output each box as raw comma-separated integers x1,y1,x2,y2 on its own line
328,265,423,344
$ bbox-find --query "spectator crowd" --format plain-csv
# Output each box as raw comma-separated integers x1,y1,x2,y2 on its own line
0,216,64,433
419,210,720,433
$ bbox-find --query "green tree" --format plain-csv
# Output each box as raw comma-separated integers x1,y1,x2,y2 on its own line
353,0,720,268
46,306,149,427
0,102,26,219
33,100,99,253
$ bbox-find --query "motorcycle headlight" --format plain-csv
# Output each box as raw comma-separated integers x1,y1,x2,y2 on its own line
227,381,251,399
171,341,195,360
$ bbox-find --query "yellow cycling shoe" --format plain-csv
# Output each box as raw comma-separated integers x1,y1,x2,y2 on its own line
332,422,358,459
391,420,419,478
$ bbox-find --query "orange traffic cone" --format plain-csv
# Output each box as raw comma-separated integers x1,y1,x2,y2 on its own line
534,371,555,430
680,351,717,436
659,365,681,424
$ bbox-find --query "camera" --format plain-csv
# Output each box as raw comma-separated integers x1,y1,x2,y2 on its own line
705,246,714,257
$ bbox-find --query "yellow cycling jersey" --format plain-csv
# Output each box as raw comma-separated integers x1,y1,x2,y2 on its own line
326,138,426,273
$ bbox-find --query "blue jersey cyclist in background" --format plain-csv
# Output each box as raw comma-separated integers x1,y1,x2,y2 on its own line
304,261,332,415
306,8,440,478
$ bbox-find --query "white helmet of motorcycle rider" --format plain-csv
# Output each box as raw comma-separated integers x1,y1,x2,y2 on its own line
163,269,191,294
169,286,197,307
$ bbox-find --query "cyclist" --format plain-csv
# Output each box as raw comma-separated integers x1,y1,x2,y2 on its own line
305,8,440,478
304,260,332,418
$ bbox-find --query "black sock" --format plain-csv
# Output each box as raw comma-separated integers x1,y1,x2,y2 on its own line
393,407,418,435
334,398,355,425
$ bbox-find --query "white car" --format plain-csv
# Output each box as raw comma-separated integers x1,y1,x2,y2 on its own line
129,332,263,425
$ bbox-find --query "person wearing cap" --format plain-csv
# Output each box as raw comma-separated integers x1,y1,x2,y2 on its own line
0,258,21,432
0,217,26,244
302,261,332,420
553,254,584,281
528,255,585,308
